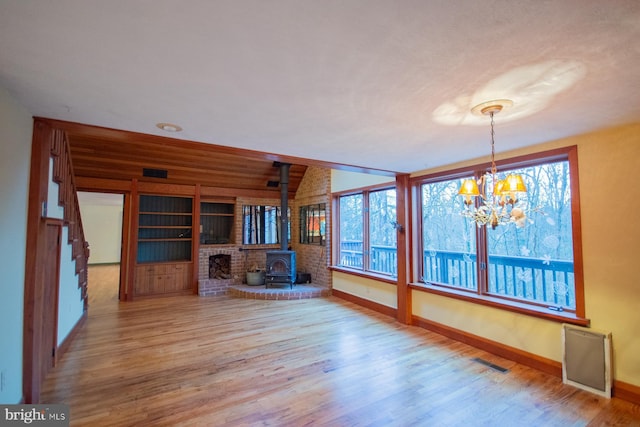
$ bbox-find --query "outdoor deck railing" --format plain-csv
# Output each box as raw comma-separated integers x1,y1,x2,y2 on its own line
339,241,575,308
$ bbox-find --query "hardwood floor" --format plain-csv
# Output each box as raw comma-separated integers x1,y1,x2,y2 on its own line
41,265,640,426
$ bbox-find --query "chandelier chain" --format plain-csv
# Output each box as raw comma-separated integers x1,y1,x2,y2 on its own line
490,111,497,178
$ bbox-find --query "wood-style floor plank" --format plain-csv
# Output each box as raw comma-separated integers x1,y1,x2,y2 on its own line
41,265,640,426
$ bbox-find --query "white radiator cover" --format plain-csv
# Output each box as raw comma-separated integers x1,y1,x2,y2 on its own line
562,324,612,398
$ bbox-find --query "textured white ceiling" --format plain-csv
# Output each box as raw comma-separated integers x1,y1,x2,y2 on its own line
1,1,639,173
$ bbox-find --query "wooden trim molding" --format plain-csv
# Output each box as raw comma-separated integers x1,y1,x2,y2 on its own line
411,314,563,377
75,176,133,192
200,186,282,199
127,179,139,300
137,181,196,196
410,282,589,326
395,174,411,325
332,289,397,319
329,266,397,285
612,380,640,406
193,185,201,293
55,312,87,364
23,120,51,403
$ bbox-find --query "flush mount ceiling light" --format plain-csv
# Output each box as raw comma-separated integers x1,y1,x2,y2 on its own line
156,122,182,132
458,99,530,229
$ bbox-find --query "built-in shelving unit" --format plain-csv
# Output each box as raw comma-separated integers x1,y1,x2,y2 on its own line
137,195,193,263
200,200,234,245
135,195,194,296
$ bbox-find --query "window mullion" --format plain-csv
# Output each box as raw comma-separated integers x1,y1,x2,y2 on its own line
363,192,371,272
477,224,488,296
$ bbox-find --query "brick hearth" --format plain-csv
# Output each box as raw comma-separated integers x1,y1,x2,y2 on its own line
228,283,330,300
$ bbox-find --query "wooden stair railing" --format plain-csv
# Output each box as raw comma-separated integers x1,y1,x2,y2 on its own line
50,128,89,310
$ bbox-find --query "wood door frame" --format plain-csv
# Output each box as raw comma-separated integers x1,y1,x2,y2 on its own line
77,190,130,301
119,192,133,300
23,120,55,403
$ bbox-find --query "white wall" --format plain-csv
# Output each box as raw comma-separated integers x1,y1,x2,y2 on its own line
0,86,32,403
57,226,84,345
78,192,123,264
47,159,64,220
333,271,397,308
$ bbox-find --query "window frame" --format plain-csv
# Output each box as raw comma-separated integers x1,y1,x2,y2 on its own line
299,203,326,245
411,146,587,325
332,184,398,281
242,205,290,245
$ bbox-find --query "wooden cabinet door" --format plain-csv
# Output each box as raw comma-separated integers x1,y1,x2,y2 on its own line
177,264,193,292
163,266,178,293
135,263,192,295
151,270,166,294
134,265,155,295
163,264,192,293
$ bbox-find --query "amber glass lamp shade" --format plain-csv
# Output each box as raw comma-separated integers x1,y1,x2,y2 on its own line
504,174,527,192
458,179,479,205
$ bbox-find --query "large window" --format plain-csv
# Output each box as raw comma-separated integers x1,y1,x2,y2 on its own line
336,187,397,276
416,147,583,317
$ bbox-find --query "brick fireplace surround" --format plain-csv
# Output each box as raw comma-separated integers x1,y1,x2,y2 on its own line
198,248,243,296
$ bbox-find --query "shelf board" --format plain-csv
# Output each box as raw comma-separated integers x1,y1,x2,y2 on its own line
137,260,192,265
139,211,192,215
138,238,193,242
138,226,193,229
200,213,234,217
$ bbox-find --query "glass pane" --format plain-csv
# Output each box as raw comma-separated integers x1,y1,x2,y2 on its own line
339,194,363,269
369,189,397,276
299,203,326,245
242,205,287,245
486,160,575,309
421,179,477,290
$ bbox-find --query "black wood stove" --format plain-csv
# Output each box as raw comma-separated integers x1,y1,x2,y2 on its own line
265,250,296,288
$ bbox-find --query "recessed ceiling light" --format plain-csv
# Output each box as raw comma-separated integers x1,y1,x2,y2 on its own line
156,122,182,132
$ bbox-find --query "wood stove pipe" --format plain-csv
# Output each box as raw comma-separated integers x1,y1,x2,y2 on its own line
279,162,291,251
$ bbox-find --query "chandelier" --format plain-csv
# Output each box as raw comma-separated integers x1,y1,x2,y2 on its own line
458,100,528,229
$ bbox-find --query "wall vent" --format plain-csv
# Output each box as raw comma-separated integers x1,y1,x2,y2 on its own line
143,168,168,179
562,324,612,398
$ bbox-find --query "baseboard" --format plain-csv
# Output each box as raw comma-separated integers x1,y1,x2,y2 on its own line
412,314,562,377
56,311,87,365
613,380,640,405
331,289,397,318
